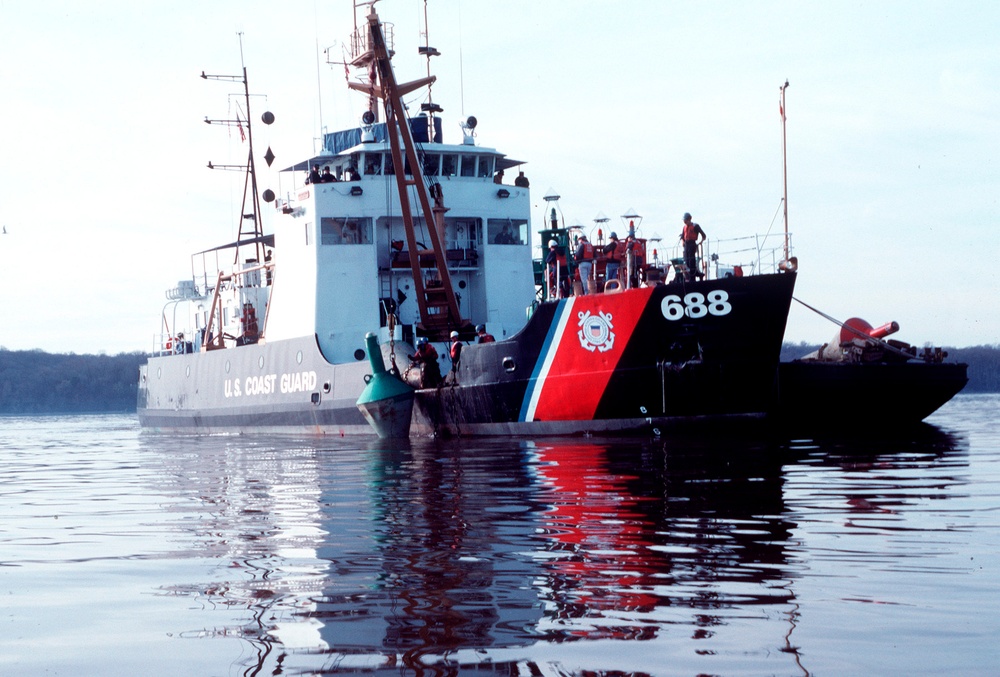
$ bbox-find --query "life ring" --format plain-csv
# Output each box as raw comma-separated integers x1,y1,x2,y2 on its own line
165,338,173,352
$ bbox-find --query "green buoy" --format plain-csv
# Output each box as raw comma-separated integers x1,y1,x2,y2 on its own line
356,332,415,438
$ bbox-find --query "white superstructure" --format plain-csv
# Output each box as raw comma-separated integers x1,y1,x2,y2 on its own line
267,135,536,364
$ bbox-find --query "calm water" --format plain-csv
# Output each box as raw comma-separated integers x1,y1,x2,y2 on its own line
2,395,998,676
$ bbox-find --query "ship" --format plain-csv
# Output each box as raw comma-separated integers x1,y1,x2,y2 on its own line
137,4,799,436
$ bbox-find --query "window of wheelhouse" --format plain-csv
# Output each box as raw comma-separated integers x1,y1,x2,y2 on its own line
477,156,493,178
488,218,528,245
383,153,395,175
460,155,476,177
345,153,362,179
422,153,440,177
364,152,382,176
441,154,458,177
321,217,372,245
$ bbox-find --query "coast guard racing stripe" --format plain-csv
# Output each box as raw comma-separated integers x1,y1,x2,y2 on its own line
520,288,653,421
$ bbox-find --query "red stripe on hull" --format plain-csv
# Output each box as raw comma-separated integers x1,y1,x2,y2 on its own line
532,288,654,420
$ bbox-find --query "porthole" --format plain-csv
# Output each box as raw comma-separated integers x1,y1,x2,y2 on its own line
258,355,265,369
354,348,365,361
225,360,231,374
157,367,162,379
296,350,303,365
186,365,191,377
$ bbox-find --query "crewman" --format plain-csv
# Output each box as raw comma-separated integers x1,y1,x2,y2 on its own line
449,330,463,382
545,239,561,298
603,232,622,288
574,234,595,295
410,337,441,388
680,212,707,282
476,324,496,343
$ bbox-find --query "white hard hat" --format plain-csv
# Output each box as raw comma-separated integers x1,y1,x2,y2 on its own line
548,239,558,247
450,330,459,338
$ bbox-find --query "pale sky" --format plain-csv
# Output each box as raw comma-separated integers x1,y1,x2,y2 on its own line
1,0,997,355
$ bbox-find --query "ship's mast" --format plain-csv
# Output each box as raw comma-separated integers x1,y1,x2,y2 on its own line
201,45,276,351
419,0,443,127
202,43,268,266
348,7,470,340
780,79,790,263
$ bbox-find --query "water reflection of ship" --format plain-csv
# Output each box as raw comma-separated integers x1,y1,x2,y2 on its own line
305,431,965,674
308,439,545,662
305,436,805,670
143,426,965,675
529,439,796,640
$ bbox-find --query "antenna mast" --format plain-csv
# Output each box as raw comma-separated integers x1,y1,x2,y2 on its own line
419,0,443,124
780,79,790,262
201,66,265,266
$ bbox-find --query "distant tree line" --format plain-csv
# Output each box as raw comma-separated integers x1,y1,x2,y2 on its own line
0,349,144,414
1,344,998,415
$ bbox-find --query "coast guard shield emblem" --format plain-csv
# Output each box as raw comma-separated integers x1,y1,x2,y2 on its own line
577,310,615,353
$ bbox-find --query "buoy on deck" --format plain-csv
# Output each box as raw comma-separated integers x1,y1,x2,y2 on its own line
356,332,415,438
837,317,899,344
813,317,901,361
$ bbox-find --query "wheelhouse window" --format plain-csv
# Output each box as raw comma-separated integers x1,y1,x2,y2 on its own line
364,153,381,175
422,153,440,176
488,218,528,245
460,155,476,177
441,154,458,177
344,153,362,179
477,156,493,178
321,217,372,245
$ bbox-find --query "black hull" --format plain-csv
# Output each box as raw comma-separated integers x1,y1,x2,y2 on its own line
774,360,968,428
412,272,796,436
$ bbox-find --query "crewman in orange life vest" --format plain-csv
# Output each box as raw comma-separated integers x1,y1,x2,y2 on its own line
680,212,707,282
410,337,441,388
449,330,462,382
